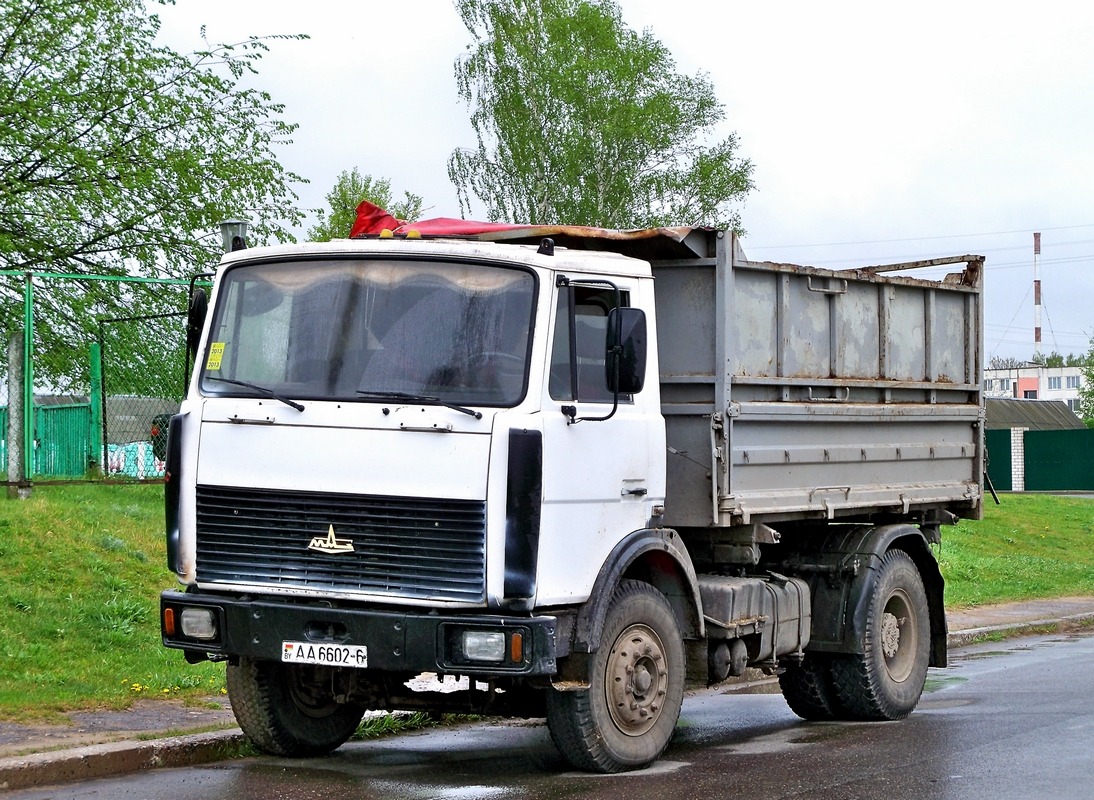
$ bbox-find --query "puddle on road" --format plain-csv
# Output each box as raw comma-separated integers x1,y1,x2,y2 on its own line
384,784,517,799
786,726,856,746
924,675,969,691
557,760,689,779
950,650,1008,663
713,724,854,755
718,678,782,696
920,673,974,709
917,698,974,710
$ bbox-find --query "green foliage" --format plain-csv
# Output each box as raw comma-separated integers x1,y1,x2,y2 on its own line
1032,350,1068,368
940,494,1094,607
1029,350,1088,368
1079,338,1094,426
307,169,425,241
448,0,754,229
0,0,307,388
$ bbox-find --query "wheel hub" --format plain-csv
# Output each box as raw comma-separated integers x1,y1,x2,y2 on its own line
881,612,901,658
881,587,917,683
286,665,340,719
605,624,669,736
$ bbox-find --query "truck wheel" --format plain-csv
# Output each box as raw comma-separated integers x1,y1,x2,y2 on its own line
546,580,685,773
829,549,930,720
779,653,840,721
227,658,366,756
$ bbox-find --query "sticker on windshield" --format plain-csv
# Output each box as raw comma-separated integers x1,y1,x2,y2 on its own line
206,342,225,370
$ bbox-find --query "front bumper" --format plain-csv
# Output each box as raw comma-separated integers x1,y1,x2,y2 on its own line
160,591,559,677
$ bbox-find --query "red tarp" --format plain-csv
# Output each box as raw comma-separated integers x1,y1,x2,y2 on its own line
347,201,706,261
349,201,525,239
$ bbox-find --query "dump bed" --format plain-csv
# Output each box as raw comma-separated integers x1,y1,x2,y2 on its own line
652,230,984,529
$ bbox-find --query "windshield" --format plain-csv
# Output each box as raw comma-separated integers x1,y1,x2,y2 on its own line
200,258,536,407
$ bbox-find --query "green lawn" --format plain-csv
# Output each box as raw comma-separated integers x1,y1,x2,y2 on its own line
939,493,1094,607
0,484,1091,721
0,484,223,721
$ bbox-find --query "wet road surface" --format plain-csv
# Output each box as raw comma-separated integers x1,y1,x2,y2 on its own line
12,630,1094,800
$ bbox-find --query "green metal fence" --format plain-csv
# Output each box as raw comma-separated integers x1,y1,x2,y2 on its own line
35,403,93,477
1,403,93,478
98,310,188,479
986,427,1094,492
1024,429,1094,492
985,429,1013,492
3,270,191,484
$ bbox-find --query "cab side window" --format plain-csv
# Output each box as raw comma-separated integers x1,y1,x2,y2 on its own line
549,286,627,403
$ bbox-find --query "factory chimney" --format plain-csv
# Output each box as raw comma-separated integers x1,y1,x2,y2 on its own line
1033,231,1041,359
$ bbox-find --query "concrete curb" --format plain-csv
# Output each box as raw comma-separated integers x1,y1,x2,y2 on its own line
0,729,246,792
945,610,1094,649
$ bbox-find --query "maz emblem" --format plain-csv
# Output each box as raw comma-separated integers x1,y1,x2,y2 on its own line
308,524,354,554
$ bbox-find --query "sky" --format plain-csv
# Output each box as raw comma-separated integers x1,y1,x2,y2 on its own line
155,0,1094,363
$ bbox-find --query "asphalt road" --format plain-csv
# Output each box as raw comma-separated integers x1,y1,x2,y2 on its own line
11,630,1094,800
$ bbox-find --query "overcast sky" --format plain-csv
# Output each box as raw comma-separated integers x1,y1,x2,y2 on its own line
157,0,1094,362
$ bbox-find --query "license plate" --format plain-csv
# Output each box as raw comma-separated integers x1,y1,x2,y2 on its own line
282,641,368,668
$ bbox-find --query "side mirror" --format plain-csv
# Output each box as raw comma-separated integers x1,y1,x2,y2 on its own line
187,288,208,359
606,307,647,395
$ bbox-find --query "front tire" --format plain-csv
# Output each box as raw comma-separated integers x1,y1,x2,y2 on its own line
546,581,685,773
829,549,931,720
227,658,366,756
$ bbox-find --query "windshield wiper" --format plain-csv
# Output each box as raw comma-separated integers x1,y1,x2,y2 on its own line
206,376,305,412
356,390,482,420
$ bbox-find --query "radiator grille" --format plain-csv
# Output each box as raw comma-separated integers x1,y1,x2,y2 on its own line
195,485,486,602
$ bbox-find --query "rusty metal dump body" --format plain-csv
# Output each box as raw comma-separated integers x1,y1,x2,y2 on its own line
651,231,984,529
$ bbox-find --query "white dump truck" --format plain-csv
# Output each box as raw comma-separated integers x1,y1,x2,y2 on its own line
161,215,984,773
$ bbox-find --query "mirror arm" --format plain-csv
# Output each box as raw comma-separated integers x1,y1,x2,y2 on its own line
557,276,623,425
184,272,215,391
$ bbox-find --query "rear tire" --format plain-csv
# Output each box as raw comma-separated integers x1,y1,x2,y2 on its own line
829,550,931,720
546,581,685,773
779,652,840,721
227,658,366,756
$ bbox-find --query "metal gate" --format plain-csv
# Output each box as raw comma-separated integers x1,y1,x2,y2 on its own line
35,403,93,477
97,311,187,479
985,429,1013,492
1024,429,1094,491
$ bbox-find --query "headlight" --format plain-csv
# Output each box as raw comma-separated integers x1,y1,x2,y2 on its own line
180,607,218,640
460,631,506,662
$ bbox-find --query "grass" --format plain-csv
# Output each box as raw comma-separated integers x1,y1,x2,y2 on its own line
0,484,224,721
939,493,1094,608
0,485,1091,723
353,711,440,739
